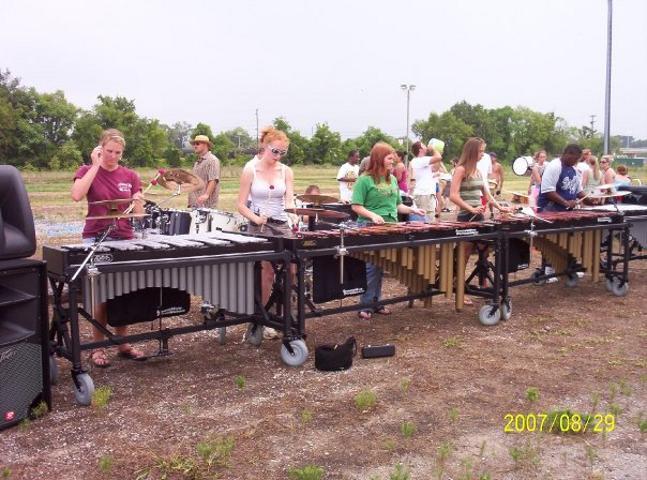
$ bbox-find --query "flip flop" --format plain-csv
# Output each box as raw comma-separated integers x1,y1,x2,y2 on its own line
117,346,147,361
357,310,372,320
89,348,111,368
375,306,392,315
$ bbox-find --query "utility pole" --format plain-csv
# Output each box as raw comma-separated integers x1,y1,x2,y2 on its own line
589,114,596,132
400,84,415,167
255,108,259,150
603,0,613,154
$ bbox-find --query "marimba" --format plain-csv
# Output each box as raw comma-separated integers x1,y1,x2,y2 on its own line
495,209,628,296
43,231,291,405
582,204,647,283
252,220,503,340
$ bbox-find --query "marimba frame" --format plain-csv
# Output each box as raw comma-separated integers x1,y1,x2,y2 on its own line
499,221,630,300
48,249,293,405
288,229,506,332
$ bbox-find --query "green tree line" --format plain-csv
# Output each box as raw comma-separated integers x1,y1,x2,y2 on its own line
0,69,635,170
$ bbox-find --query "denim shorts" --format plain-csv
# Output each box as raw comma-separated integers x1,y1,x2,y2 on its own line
82,236,125,244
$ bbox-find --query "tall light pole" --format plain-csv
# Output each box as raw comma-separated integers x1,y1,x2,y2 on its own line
255,108,260,150
401,84,415,167
603,0,613,154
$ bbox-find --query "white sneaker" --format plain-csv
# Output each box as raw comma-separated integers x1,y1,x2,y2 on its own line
576,272,585,279
546,277,559,284
263,328,280,340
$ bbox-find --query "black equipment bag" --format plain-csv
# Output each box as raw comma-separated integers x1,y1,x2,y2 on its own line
107,287,191,327
618,185,647,205
315,336,357,371
316,203,357,222
361,344,395,359
401,194,414,207
312,255,367,303
508,238,530,272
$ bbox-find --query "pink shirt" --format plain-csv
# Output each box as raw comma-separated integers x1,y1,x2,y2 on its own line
397,168,408,193
74,165,141,240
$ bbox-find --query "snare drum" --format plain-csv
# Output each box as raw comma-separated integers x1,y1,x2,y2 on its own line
209,210,241,232
189,209,212,234
189,209,243,233
512,156,535,176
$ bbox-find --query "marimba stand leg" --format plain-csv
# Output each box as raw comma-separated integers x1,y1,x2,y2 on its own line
66,283,95,405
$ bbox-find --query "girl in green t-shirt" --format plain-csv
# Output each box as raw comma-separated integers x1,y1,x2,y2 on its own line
351,142,425,319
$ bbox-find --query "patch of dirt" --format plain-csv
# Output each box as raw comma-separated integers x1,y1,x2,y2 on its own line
1,254,646,480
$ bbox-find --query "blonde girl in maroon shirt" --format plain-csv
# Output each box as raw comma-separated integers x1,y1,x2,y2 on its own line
71,129,146,367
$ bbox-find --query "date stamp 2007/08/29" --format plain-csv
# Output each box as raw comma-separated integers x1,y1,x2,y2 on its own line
503,412,615,434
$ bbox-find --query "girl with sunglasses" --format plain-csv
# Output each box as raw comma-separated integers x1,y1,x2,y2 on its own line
351,142,425,319
583,155,603,195
238,126,296,307
600,155,616,189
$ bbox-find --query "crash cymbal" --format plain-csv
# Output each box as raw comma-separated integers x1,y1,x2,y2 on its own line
285,207,350,220
86,212,150,221
296,194,339,205
89,198,136,206
157,168,205,193
594,183,618,190
588,191,631,199
505,191,529,198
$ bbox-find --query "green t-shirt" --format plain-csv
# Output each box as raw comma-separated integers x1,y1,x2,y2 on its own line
351,174,401,223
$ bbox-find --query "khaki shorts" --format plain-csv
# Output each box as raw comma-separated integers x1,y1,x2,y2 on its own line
413,194,436,213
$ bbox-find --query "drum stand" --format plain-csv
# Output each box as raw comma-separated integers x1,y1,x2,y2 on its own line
154,189,182,208
515,208,553,252
335,226,348,307
71,226,115,319
70,225,116,283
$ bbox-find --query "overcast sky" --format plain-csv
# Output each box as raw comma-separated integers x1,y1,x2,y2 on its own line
2,0,646,140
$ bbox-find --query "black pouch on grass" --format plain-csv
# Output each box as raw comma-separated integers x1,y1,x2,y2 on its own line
107,287,190,327
315,336,357,371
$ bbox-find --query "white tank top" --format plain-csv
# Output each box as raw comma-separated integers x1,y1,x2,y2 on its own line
249,163,288,221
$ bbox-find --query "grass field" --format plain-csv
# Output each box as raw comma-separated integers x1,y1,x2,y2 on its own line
25,166,344,220
28,164,645,223
8,166,647,480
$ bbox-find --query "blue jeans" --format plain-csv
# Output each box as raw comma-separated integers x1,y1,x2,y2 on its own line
355,219,384,312
359,261,383,313
408,213,428,222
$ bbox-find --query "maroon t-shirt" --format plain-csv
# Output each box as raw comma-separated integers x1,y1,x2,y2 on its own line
74,165,142,240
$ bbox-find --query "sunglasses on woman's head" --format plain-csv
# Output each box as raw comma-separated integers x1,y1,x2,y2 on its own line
269,147,288,157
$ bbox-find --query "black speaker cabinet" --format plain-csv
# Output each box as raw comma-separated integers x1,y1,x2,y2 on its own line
0,259,50,430
0,165,37,260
